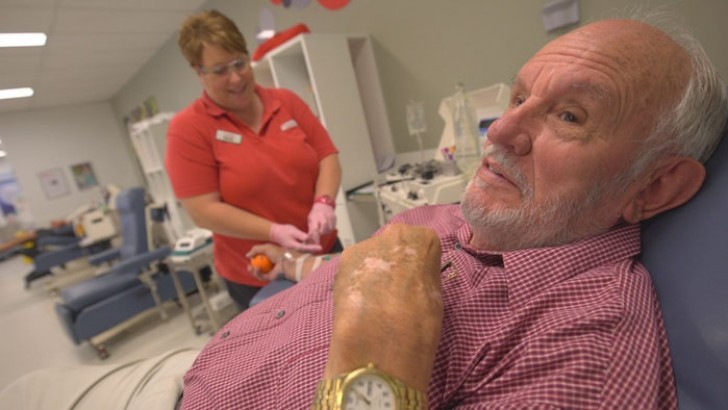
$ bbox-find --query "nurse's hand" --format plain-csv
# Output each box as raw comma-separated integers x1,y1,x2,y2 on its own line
269,223,322,253
307,202,337,238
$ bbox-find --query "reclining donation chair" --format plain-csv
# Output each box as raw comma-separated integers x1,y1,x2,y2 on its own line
642,119,728,409
23,218,113,288
247,123,728,406
54,187,196,359
33,224,78,247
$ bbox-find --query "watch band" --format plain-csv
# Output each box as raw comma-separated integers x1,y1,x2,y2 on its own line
313,194,336,209
311,378,340,409
311,363,427,410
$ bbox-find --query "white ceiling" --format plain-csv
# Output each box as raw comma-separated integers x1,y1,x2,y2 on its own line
0,0,208,114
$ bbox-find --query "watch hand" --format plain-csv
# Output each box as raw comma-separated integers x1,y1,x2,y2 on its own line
352,389,371,406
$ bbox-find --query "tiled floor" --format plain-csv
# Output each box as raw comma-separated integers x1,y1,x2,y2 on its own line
0,254,217,390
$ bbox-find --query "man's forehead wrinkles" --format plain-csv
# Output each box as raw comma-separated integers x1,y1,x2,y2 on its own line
569,82,611,103
513,70,613,105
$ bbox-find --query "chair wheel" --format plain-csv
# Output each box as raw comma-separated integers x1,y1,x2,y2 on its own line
96,345,110,360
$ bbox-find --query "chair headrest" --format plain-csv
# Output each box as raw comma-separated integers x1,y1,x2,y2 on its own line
642,123,728,409
115,187,146,213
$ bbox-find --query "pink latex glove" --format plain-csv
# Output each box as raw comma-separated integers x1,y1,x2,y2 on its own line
307,202,337,238
269,223,322,253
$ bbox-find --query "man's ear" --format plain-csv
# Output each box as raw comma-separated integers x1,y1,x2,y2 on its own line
622,157,706,224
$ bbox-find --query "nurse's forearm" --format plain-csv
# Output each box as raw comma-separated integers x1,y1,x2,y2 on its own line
315,154,341,198
182,198,272,240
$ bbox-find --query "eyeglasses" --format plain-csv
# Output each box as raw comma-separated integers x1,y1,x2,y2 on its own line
198,55,250,78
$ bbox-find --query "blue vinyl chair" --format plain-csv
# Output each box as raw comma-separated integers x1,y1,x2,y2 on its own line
54,187,197,358
249,278,296,308
248,125,728,407
244,123,728,408
23,223,112,289
642,119,728,409
34,224,78,247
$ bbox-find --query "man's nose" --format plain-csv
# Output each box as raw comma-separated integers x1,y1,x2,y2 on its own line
486,107,533,156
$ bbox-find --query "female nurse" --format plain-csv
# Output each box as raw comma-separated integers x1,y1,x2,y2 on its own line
165,9,342,310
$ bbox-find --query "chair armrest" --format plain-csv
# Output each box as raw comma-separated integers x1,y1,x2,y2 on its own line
88,248,121,266
78,234,116,248
32,243,83,271
37,235,79,248
105,247,172,275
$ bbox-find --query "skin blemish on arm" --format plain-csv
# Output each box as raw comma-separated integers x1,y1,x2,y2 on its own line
362,257,393,272
344,257,394,285
403,247,417,257
345,288,365,310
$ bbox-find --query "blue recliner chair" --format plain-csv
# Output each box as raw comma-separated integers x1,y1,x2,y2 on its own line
642,120,728,409
54,187,197,358
83,200,150,268
23,222,112,289
23,231,83,287
249,278,296,308
248,124,728,407
34,224,78,247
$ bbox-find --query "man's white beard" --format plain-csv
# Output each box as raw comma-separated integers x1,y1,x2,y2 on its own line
460,147,622,251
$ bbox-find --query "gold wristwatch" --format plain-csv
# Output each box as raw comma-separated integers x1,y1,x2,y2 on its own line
311,363,427,410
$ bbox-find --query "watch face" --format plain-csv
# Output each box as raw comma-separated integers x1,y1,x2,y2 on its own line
342,373,396,409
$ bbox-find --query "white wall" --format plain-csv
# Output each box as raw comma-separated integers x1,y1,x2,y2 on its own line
112,0,728,155
2,0,727,228
0,102,144,226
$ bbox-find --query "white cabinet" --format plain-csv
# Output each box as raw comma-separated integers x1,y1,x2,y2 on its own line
253,33,393,246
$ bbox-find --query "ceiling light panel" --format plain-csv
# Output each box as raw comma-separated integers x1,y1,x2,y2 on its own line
0,33,47,47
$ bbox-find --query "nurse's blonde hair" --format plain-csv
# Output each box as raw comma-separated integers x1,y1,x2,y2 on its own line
178,9,248,68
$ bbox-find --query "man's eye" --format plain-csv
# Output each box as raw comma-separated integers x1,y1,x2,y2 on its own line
233,60,247,70
512,96,525,107
560,111,578,123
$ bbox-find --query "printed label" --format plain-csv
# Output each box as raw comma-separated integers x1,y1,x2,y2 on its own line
215,130,243,144
280,119,298,131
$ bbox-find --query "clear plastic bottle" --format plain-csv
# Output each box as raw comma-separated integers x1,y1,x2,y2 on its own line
450,82,481,176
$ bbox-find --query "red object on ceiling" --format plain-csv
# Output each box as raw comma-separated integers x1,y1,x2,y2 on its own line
317,0,350,11
270,0,283,4
252,23,311,62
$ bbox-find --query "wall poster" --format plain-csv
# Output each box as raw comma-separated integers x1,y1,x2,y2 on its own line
70,162,99,190
38,168,71,199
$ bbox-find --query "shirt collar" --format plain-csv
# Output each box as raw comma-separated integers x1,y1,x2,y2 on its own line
456,215,642,309
200,91,226,117
200,85,281,130
257,86,281,132
455,221,504,267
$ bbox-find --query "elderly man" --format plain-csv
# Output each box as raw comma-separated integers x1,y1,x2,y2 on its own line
1,13,725,410
180,16,727,410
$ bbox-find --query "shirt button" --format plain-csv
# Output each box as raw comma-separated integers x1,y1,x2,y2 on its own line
220,330,230,339
455,242,462,250
275,310,286,319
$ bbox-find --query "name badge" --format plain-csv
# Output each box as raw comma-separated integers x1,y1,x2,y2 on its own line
215,130,242,144
281,119,298,131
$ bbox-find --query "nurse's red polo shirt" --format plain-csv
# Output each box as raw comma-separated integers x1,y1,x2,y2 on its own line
165,86,339,286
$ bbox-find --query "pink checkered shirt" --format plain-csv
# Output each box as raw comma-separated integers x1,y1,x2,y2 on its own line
181,205,677,409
